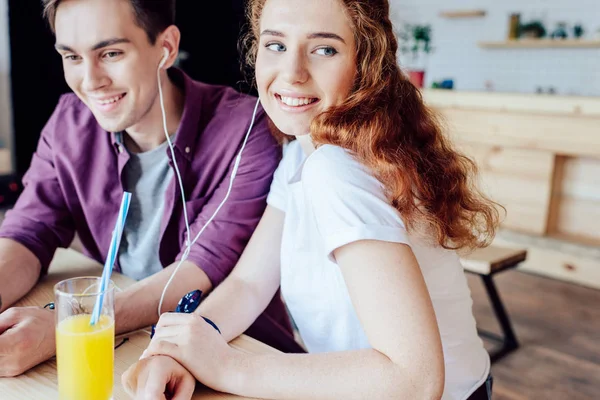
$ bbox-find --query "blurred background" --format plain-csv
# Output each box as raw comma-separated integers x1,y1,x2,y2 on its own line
0,1,599,399
393,0,599,95
394,3,600,399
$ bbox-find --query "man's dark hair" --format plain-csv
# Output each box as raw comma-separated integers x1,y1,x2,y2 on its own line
41,0,176,44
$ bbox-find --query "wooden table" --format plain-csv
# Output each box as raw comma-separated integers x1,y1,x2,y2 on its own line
0,248,276,399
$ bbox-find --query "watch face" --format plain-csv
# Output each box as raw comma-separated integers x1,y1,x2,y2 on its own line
175,289,203,313
151,289,203,338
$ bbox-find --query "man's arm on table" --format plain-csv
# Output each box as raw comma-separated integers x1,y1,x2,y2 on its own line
114,110,281,334
0,97,77,301
0,99,77,376
114,260,212,334
0,239,42,313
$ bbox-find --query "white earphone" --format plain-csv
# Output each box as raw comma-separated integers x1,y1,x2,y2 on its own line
159,47,169,69
155,46,261,316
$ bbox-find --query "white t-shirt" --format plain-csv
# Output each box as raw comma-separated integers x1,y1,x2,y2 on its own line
266,141,490,400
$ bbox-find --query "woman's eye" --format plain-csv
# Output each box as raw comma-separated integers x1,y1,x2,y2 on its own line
266,43,286,52
315,47,338,57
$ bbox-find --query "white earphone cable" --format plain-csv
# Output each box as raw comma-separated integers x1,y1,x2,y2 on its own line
155,61,260,316
158,64,192,249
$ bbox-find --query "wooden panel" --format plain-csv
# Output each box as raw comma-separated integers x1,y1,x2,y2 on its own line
423,89,600,117
457,143,555,235
478,39,600,49
437,108,600,157
439,10,486,18
553,198,600,245
551,157,600,244
546,156,566,237
492,233,600,290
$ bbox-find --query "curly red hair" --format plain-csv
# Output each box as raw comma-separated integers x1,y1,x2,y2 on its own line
243,0,501,250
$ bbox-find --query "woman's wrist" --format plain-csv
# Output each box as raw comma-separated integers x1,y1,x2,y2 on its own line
218,347,250,395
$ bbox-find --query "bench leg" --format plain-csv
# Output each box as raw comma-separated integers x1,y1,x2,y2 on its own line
479,274,519,363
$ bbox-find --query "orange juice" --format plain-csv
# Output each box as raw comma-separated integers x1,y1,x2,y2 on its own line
56,314,114,400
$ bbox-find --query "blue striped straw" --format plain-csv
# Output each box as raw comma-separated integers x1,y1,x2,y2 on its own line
90,192,132,326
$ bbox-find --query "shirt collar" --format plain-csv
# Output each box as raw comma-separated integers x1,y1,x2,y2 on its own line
288,140,310,184
111,68,203,162
289,159,306,184
169,68,203,162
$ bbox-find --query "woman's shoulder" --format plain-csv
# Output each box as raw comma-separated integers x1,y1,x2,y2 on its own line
302,144,380,189
309,144,355,165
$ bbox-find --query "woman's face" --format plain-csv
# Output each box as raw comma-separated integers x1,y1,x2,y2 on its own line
255,0,357,137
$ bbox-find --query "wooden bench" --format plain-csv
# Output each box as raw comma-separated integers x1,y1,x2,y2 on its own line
460,246,527,363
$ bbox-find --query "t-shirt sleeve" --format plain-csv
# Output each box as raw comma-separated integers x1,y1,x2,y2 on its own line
302,146,410,262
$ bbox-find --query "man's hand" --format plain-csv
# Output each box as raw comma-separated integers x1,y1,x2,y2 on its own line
0,307,55,377
122,355,196,400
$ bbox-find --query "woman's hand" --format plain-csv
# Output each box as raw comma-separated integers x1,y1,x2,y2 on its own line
142,313,238,392
122,355,196,400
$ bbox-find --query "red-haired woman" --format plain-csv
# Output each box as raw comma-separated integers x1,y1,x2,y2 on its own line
124,0,500,399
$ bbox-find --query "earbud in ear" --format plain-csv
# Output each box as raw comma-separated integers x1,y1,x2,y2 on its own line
159,47,169,69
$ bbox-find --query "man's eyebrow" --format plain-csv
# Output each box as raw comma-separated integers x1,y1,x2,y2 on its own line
55,43,75,52
55,38,131,52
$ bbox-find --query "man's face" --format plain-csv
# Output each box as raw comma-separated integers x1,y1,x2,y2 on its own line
54,0,164,133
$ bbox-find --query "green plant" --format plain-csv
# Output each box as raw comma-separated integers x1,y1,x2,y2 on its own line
519,20,546,38
573,24,584,38
397,23,433,62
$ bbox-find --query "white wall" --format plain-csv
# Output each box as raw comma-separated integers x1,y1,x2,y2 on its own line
390,0,600,95
0,0,13,149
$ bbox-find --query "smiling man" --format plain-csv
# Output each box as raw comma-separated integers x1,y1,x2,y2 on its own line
0,0,303,377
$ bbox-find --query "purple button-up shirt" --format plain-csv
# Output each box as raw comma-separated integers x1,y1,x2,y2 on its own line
0,69,303,353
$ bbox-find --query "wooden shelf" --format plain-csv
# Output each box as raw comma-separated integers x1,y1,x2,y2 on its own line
478,39,600,49
439,10,486,18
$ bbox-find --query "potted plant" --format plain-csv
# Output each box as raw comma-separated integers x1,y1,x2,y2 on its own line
519,20,546,38
396,23,433,88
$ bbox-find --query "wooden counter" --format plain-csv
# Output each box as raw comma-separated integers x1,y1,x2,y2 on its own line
423,89,600,289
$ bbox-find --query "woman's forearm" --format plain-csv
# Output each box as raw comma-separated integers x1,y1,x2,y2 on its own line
195,206,284,342
197,275,277,342
224,348,444,400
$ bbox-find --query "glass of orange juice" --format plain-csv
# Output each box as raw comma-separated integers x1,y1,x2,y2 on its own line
55,277,115,400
